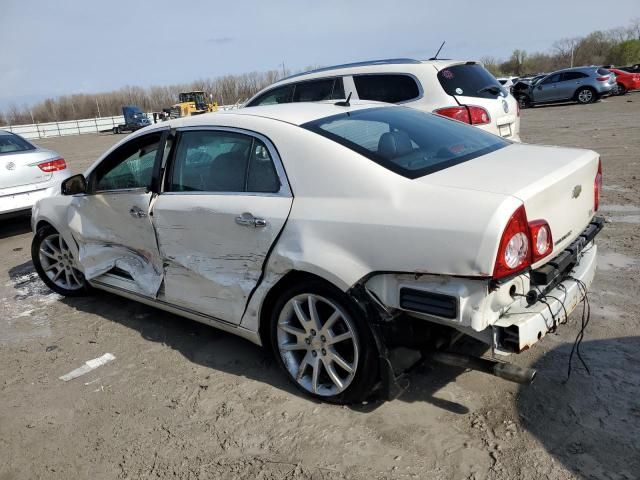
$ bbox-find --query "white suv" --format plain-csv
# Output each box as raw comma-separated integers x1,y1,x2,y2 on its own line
245,58,521,141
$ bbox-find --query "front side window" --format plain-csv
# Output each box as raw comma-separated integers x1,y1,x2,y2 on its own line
303,106,509,179
292,78,345,102
0,133,36,154
93,132,161,191
354,74,420,103
169,130,280,193
248,85,294,106
541,73,561,85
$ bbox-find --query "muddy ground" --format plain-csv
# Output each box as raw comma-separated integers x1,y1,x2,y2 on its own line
1,95,639,480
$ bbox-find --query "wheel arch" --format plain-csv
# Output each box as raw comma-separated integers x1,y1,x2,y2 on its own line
257,270,347,349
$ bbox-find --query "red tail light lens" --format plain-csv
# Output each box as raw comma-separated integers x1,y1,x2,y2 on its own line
434,105,491,125
434,106,470,123
594,158,602,211
529,220,553,263
37,158,67,172
596,76,609,81
493,205,531,279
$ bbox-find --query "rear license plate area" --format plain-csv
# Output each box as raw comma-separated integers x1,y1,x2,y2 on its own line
499,124,512,137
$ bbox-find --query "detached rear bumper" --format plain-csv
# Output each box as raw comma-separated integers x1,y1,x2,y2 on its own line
493,230,599,354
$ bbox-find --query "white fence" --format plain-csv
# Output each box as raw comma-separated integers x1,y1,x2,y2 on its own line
1,105,241,140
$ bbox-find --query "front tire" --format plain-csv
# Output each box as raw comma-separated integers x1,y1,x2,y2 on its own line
517,94,531,109
576,87,596,104
270,280,379,404
32,226,91,296
616,83,627,95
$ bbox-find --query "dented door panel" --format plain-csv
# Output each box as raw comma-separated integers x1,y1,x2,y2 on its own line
152,194,292,324
68,191,163,297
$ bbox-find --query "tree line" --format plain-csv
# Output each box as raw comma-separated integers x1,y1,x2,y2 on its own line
2,19,639,126
481,19,640,77
0,69,286,126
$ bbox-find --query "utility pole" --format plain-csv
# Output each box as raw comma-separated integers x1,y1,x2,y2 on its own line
282,61,286,78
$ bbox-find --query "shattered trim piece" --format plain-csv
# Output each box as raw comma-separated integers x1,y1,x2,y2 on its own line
59,353,116,382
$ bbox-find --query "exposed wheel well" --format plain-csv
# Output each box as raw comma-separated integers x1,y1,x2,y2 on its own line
35,220,54,232
258,270,344,349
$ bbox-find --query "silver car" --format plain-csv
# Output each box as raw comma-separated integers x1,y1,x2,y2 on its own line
517,67,616,108
0,131,71,217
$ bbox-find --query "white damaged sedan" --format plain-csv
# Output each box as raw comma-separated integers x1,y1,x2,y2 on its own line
31,101,603,403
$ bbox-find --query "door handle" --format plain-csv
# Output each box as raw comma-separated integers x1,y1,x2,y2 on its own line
235,212,267,228
129,206,147,218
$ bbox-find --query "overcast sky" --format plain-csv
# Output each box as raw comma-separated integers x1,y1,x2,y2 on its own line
1,0,638,110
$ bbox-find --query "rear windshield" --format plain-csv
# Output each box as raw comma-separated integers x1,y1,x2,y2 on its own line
302,106,509,179
437,63,505,99
596,68,611,76
0,133,36,154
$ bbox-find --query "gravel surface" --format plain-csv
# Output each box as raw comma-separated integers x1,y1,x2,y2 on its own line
1,95,639,479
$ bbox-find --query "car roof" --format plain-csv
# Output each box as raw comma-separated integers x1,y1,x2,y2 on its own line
169,101,390,128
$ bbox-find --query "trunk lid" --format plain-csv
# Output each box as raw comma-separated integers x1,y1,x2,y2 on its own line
0,150,55,189
419,143,599,264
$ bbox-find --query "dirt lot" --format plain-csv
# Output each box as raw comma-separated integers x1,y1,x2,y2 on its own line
1,95,639,480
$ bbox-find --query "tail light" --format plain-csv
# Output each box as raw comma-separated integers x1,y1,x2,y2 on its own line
493,206,557,279
37,158,67,172
596,76,609,81
434,105,491,125
529,220,553,263
594,158,602,211
493,205,531,279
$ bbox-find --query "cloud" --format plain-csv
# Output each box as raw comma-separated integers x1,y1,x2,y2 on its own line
206,36,234,45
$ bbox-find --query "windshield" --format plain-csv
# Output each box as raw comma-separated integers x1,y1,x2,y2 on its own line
0,133,36,155
302,107,509,179
437,63,506,99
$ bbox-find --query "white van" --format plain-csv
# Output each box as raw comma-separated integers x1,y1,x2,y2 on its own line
245,59,521,141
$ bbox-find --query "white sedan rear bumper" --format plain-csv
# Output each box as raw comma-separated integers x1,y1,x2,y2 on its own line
493,242,597,353
0,175,68,216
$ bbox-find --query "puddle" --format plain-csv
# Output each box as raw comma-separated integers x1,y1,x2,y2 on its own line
600,204,640,213
0,263,61,346
598,251,639,271
610,215,640,224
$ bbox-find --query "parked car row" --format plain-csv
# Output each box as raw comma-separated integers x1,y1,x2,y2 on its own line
509,65,639,109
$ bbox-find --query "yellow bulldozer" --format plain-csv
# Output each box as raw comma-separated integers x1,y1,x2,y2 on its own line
163,91,218,119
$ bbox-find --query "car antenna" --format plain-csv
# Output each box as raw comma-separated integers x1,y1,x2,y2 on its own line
335,92,352,107
429,41,446,60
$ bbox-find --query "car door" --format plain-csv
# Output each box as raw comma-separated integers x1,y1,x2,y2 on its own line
151,127,293,324
557,72,587,100
534,73,562,102
67,130,166,297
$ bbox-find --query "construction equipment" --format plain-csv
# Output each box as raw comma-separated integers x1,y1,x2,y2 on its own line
163,91,218,119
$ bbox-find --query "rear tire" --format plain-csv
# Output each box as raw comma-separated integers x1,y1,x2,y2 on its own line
269,279,379,404
113,126,120,134
576,87,596,104
616,83,627,95
32,225,91,297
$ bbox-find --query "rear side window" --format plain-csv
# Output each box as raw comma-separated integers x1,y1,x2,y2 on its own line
303,106,509,179
292,78,345,101
562,72,588,81
437,64,505,99
0,134,35,154
353,74,420,103
169,131,280,193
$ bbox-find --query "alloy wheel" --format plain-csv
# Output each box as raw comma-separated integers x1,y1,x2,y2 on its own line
38,233,85,291
276,293,359,396
578,89,593,103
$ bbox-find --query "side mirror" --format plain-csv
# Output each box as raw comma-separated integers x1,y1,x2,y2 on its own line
61,174,87,195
